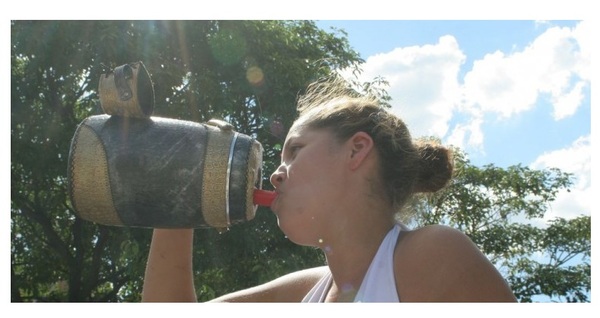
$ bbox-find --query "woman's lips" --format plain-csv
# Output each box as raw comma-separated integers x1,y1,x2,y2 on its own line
253,189,277,207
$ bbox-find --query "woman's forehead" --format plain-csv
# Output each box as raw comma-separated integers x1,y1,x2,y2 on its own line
284,107,332,144
286,109,318,136
284,122,307,144
284,124,336,148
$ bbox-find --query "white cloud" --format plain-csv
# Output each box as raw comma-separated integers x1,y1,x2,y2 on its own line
463,21,590,121
445,116,484,154
348,22,588,148
529,135,590,222
570,20,591,82
552,81,586,120
342,21,590,168
344,35,465,139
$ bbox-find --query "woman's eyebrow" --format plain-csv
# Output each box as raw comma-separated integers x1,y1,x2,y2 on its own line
281,135,302,159
281,138,294,155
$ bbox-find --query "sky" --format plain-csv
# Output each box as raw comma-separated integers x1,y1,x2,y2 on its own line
314,20,591,228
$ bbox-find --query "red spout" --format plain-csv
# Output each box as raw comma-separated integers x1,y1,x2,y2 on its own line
253,189,277,207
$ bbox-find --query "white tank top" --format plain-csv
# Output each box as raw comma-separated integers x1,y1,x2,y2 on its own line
302,224,402,302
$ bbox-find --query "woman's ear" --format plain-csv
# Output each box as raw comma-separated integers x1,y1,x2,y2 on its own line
347,131,374,170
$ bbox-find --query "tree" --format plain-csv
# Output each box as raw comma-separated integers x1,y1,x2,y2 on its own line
11,20,363,302
406,149,591,302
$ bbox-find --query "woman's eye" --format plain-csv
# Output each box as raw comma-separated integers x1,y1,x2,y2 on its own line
287,145,302,159
289,146,300,157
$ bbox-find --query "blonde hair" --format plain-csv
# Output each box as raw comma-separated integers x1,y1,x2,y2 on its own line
295,77,453,212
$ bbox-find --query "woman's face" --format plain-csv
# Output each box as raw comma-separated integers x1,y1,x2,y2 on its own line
270,123,349,246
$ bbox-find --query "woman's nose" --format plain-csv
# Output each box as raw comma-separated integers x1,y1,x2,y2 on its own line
270,166,286,188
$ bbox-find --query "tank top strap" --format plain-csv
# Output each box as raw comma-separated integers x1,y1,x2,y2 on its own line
354,223,403,302
301,270,333,302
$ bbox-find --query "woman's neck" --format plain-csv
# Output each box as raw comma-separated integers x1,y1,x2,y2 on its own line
318,210,395,301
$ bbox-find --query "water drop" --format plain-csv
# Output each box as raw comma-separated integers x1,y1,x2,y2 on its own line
217,227,230,234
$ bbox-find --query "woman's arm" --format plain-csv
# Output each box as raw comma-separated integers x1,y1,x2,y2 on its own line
142,228,326,302
142,229,197,302
211,266,328,302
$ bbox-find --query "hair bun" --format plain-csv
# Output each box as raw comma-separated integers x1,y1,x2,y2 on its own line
414,142,454,193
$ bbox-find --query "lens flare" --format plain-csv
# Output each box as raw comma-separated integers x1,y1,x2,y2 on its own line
246,66,264,87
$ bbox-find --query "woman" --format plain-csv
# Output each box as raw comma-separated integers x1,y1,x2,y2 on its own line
142,78,517,302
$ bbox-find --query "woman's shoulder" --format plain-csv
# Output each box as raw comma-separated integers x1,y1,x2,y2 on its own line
395,224,517,302
397,224,479,270
402,224,472,247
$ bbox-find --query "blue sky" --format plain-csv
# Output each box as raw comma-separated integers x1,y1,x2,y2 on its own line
314,20,591,227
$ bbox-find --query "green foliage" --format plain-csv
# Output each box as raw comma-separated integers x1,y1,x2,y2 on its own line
504,216,591,302
11,20,358,302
